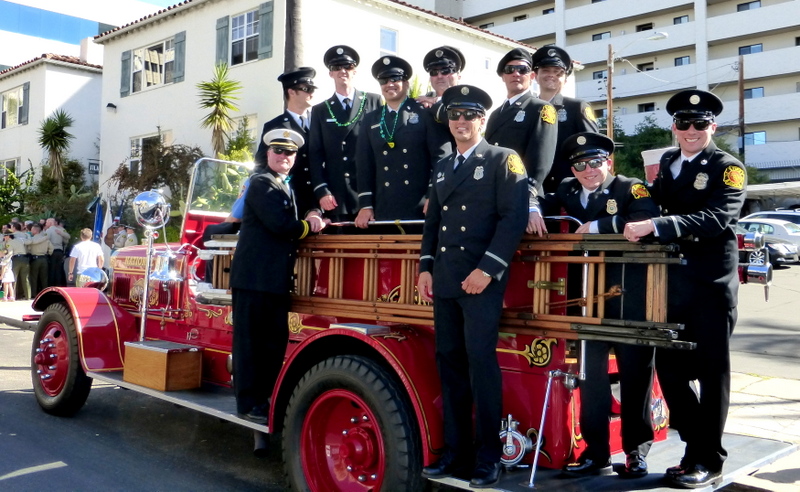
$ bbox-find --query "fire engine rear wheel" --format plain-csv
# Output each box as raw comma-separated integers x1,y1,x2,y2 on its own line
31,302,92,416
282,355,422,492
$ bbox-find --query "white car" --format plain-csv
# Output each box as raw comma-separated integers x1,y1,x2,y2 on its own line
738,218,800,250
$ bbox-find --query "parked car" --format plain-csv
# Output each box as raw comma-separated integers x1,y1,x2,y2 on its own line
736,224,800,267
739,218,800,249
743,210,800,226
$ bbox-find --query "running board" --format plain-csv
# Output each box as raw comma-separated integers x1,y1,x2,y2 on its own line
87,371,270,433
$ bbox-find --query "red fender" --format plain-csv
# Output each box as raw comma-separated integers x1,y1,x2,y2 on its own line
33,287,139,372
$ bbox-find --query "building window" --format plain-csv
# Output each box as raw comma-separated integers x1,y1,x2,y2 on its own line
1,158,17,180
230,10,259,66
380,27,398,56
129,135,162,175
131,38,175,93
795,36,800,46
1,85,27,129
739,44,763,55
543,8,555,14
592,32,611,41
744,87,765,99
674,56,690,66
513,14,528,22
592,70,608,80
591,0,606,3
595,108,607,119
674,15,689,24
638,103,656,113
479,22,494,29
737,1,761,11
744,131,766,146
637,62,655,72
636,23,654,32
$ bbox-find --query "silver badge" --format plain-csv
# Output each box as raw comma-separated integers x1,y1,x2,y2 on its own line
577,135,587,145
437,171,445,182
383,57,391,65
336,48,344,55
548,48,557,57
694,173,709,190
435,49,443,58
461,86,469,95
474,166,484,180
557,108,567,122
514,110,525,123
689,94,701,105
409,113,419,125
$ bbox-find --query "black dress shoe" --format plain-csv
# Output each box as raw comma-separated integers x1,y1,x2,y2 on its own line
239,405,269,425
618,453,648,478
422,453,464,479
665,457,696,478
561,456,612,477
469,461,501,488
666,464,721,489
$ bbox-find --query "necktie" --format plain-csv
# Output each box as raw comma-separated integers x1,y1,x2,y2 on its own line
299,115,307,131
343,98,351,111
500,100,510,112
454,155,465,172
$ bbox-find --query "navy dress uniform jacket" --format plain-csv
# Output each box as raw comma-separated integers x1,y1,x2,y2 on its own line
542,94,600,193
356,98,452,220
229,171,311,294
420,140,529,298
485,91,558,191
309,90,382,217
254,111,315,216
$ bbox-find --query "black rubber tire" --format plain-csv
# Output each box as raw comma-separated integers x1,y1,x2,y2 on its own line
31,302,92,416
282,355,423,492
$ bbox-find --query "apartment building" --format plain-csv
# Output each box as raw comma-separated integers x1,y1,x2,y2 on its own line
434,0,800,181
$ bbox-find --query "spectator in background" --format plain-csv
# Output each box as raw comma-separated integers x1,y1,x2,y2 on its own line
8,222,31,300
68,228,104,285
125,225,138,247
1,246,14,301
27,224,53,296
45,217,70,287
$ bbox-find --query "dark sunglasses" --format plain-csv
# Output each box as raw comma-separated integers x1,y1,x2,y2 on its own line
503,65,531,75
429,68,455,77
674,118,712,131
271,147,297,156
446,109,484,121
294,85,315,93
378,75,404,85
571,158,606,172
330,63,356,72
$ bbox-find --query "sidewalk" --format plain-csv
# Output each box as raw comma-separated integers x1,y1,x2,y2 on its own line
2,299,798,491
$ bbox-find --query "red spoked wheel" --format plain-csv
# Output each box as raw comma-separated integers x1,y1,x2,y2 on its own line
283,355,421,492
31,303,92,416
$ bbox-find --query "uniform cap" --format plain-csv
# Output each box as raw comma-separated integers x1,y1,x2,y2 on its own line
496,48,533,75
531,45,572,75
442,85,493,112
263,128,305,150
666,89,723,118
371,56,413,80
277,67,317,90
324,45,360,68
423,46,465,73
562,132,615,162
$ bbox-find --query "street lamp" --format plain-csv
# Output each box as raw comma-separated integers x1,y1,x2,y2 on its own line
606,31,668,138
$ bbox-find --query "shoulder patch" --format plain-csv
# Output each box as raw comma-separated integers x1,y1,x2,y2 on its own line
723,166,745,190
507,154,525,175
541,104,556,125
630,183,650,199
584,105,597,123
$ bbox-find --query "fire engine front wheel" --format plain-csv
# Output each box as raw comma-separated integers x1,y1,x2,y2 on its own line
282,355,422,492
31,302,92,416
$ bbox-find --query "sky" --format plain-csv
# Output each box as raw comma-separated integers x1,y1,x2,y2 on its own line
138,0,178,8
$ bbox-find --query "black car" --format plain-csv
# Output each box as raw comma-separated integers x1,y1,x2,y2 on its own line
736,225,799,267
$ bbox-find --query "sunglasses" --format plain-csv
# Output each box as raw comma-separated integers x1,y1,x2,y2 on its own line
446,109,484,121
571,158,606,172
503,65,532,75
429,68,455,77
378,75,404,85
294,85,315,93
272,147,297,156
330,63,356,72
674,118,712,131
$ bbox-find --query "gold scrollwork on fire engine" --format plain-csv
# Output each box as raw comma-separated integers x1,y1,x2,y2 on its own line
224,309,233,326
129,278,159,306
378,286,401,303
288,313,303,334
497,338,557,367
197,306,223,319
526,428,552,464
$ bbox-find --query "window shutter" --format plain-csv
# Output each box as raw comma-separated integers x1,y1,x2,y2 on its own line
216,16,229,64
258,2,274,60
173,31,186,83
120,50,131,97
19,82,30,125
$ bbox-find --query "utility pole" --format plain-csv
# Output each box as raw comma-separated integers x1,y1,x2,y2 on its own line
284,0,303,72
738,55,745,161
606,44,614,139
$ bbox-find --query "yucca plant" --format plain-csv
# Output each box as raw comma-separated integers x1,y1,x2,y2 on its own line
38,109,75,195
197,63,242,158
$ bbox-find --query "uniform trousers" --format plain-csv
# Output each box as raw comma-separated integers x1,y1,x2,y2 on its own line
656,302,736,472
29,256,49,296
579,341,655,460
12,256,30,300
434,289,505,465
231,288,290,414
49,249,66,287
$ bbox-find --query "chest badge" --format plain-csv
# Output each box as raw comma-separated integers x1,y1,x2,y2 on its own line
606,199,618,215
514,110,526,123
408,112,419,125
694,173,709,190
437,171,445,183
557,108,567,122
474,166,484,180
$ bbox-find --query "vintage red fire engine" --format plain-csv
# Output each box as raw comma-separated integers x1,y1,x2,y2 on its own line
28,158,769,491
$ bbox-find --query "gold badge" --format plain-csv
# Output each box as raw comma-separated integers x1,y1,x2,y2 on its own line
283,130,290,138
585,106,597,123
723,166,745,189
507,154,525,175
631,183,650,199
541,104,556,125
461,86,469,95
694,172,709,190
606,199,618,214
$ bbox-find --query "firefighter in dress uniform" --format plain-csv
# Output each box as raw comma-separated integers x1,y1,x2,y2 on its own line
624,90,747,489
533,132,659,479
354,56,451,230
532,45,601,194
308,45,382,223
417,45,465,145
229,129,328,424
418,85,528,488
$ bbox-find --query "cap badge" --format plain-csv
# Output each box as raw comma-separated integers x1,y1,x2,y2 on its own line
606,199,618,215
474,166,484,180
461,86,469,95
283,131,290,138
689,94,701,105
383,57,391,65
435,49,443,58
336,48,344,55
548,49,557,57
694,172,709,190
577,136,587,145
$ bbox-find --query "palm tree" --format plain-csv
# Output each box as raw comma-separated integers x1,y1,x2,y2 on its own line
197,63,242,158
38,109,75,196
